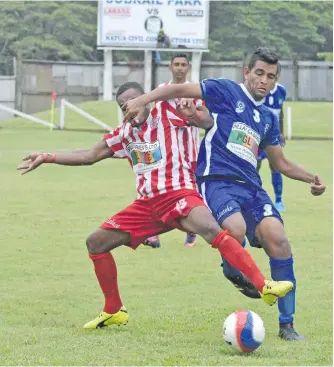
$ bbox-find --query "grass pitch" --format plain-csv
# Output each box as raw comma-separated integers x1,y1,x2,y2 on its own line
0,101,332,366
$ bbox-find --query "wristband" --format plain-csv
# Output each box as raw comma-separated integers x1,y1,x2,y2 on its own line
42,153,56,163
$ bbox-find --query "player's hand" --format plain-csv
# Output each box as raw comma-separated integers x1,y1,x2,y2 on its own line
280,134,286,148
17,152,44,175
124,97,145,122
310,174,326,196
176,98,196,119
129,107,147,128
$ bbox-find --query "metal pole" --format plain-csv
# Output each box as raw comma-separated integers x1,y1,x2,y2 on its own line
144,50,152,93
103,49,113,101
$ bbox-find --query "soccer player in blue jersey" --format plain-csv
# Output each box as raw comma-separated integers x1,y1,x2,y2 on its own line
123,47,326,341
258,63,287,212
220,64,288,319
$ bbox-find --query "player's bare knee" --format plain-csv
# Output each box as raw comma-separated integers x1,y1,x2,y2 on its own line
221,213,246,244
86,232,105,254
276,236,291,257
265,235,291,259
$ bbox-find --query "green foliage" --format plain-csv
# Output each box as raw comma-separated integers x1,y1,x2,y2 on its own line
0,1,101,61
206,1,333,61
0,1,332,62
317,52,333,62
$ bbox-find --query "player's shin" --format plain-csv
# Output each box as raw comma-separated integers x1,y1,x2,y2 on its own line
89,252,123,314
213,231,266,292
269,256,296,323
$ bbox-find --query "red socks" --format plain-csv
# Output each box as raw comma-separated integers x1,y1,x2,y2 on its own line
213,231,266,292
89,232,265,314
89,252,123,314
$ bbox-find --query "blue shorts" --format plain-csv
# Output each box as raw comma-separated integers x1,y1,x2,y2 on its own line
257,149,267,161
198,179,283,247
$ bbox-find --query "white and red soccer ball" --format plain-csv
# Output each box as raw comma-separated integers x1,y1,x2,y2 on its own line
223,310,265,353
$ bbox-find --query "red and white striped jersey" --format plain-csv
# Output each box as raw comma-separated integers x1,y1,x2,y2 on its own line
157,80,202,161
104,105,198,199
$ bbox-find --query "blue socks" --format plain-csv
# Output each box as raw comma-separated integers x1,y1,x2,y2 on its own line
222,239,246,278
222,240,296,325
271,171,283,203
270,255,296,324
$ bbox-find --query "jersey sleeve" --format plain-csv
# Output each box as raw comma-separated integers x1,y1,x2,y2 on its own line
103,127,127,158
200,78,227,113
260,115,281,149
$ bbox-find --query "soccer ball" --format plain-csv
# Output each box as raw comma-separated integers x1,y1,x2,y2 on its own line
222,310,265,353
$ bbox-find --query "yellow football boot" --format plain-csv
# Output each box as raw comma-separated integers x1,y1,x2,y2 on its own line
83,306,129,329
261,280,293,306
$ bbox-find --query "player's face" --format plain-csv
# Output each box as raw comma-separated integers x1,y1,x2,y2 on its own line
118,88,143,114
244,60,278,100
169,57,189,82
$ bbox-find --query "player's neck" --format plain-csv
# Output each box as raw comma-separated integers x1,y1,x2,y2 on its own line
270,83,278,94
243,82,264,103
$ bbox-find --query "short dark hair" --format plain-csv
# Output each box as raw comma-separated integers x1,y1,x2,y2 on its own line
277,62,281,74
248,47,279,70
116,82,144,101
171,54,189,64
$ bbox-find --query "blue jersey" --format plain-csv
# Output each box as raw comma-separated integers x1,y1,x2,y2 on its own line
197,78,281,189
264,83,287,122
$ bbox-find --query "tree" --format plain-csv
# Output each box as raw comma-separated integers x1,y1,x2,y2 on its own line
205,1,332,61
0,1,331,64
299,1,333,57
317,52,333,62
0,1,101,61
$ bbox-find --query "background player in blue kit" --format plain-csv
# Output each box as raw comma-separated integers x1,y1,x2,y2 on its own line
124,47,326,341
258,64,287,212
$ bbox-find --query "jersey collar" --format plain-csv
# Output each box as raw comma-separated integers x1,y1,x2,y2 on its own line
169,80,190,85
239,83,265,106
270,83,278,94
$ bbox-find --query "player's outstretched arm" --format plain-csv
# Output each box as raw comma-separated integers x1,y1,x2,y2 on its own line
17,140,114,175
124,83,202,121
265,144,326,196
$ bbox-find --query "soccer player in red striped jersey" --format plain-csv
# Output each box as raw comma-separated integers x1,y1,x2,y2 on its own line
17,82,293,329
146,54,200,249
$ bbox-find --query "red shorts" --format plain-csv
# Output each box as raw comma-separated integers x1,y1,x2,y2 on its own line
100,189,206,249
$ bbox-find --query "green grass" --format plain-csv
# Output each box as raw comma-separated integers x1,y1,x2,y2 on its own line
284,102,332,139
0,101,332,366
1,100,332,139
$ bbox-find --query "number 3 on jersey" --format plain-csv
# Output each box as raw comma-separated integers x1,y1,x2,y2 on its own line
253,109,260,123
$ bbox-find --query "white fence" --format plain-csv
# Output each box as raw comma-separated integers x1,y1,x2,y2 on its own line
0,103,56,129
59,99,113,131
